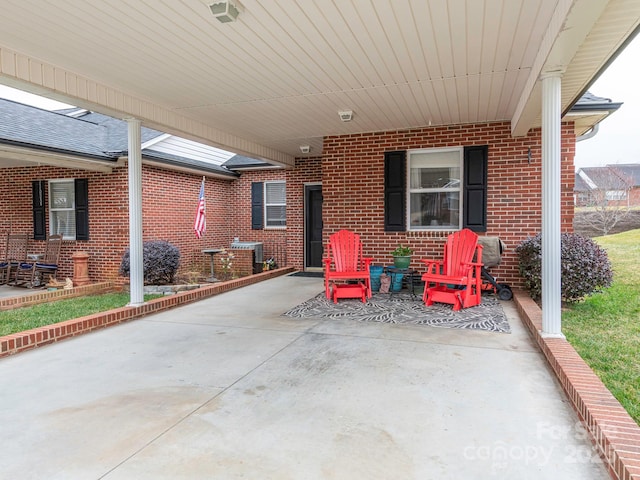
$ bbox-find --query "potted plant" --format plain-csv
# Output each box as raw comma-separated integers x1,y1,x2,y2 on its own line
391,244,413,269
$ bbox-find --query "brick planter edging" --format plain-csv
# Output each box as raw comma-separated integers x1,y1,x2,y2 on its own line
0,282,114,311
0,267,296,358
513,290,640,480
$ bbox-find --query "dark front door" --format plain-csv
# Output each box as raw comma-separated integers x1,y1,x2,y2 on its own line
305,185,323,268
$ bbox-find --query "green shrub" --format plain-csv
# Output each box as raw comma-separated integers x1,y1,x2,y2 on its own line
120,240,181,285
516,233,613,303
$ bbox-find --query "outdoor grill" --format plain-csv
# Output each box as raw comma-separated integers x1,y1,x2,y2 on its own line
477,236,513,301
230,241,263,273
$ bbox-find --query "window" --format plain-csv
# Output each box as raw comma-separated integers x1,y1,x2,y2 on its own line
264,181,286,228
606,190,626,201
384,147,487,232
49,180,76,239
408,148,462,230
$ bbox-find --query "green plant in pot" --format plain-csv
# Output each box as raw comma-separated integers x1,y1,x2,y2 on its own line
391,244,413,268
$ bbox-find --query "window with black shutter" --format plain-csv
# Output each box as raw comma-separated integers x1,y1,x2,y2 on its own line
32,180,46,240
384,151,406,231
33,178,90,240
251,182,264,229
385,146,488,231
75,178,89,240
463,146,488,232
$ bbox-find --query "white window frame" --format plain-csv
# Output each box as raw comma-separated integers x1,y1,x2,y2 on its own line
407,147,463,231
264,181,286,229
605,190,626,201
48,179,76,240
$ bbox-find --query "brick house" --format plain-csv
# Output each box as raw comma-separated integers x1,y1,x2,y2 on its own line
0,97,609,289
575,164,640,207
0,99,250,281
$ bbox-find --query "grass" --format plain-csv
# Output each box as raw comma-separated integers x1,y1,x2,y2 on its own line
0,292,162,337
562,229,640,425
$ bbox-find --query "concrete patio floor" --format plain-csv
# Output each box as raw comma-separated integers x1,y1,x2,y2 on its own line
0,275,609,479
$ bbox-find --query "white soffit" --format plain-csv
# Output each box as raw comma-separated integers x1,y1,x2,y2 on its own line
0,0,638,159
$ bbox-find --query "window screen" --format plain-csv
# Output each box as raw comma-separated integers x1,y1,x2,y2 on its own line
264,181,286,228
49,180,76,239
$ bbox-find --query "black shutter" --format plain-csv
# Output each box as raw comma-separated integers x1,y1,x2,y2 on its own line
384,151,406,231
463,146,488,232
75,178,89,240
32,180,46,240
251,182,264,229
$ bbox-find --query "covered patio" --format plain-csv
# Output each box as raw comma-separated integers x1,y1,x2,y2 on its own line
0,275,610,478
2,2,640,478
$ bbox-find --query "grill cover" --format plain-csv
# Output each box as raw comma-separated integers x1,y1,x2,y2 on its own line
230,241,263,264
477,237,505,268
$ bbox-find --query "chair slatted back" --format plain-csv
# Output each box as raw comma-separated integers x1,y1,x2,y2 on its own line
4,233,29,262
443,229,480,277
42,235,63,265
329,230,364,272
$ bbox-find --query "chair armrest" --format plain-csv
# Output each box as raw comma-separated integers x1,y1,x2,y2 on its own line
463,261,484,269
421,259,442,274
363,257,373,269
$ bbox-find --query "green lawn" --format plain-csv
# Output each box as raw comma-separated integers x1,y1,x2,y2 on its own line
0,292,162,337
562,229,640,425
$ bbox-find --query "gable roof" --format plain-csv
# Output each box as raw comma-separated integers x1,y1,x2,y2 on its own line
0,99,117,161
574,172,592,192
575,164,640,191
0,98,246,178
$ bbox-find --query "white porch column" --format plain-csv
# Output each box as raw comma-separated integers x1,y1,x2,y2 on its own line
126,118,144,306
541,72,564,337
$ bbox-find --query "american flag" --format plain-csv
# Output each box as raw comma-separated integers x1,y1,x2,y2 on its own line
194,177,206,238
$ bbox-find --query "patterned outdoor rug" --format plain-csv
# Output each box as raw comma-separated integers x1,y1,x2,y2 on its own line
283,292,511,333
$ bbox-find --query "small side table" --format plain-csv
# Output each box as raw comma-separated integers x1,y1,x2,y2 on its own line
384,267,419,300
202,249,222,282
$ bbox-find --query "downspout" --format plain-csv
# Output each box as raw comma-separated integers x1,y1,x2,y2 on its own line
576,123,599,142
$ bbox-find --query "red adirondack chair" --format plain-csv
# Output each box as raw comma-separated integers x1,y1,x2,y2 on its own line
324,230,373,302
421,229,484,311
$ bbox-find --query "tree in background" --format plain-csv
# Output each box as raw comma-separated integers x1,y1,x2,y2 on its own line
584,166,634,235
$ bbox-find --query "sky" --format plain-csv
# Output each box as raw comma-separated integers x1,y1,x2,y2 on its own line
0,85,72,110
574,34,640,169
1,34,638,170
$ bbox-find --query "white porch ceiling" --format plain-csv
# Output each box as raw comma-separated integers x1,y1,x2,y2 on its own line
0,0,638,167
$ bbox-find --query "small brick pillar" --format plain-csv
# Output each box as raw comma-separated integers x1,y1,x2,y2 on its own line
72,251,91,286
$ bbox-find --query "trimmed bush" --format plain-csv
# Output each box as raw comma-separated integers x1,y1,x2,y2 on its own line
120,240,181,285
516,233,613,303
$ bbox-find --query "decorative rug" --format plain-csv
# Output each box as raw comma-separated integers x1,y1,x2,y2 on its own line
283,292,511,334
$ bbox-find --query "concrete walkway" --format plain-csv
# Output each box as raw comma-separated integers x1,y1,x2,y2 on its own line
0,275,608,479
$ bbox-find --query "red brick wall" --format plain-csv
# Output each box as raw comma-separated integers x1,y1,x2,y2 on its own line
286,157,323,268
1,120,575,289
225,169,287,265
225,158,322,269
318,121,576,287
0,165,233,282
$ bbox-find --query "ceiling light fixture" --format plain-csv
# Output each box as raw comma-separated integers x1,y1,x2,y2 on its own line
208,1,242,23
299,145,311,154
338,110,353,122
